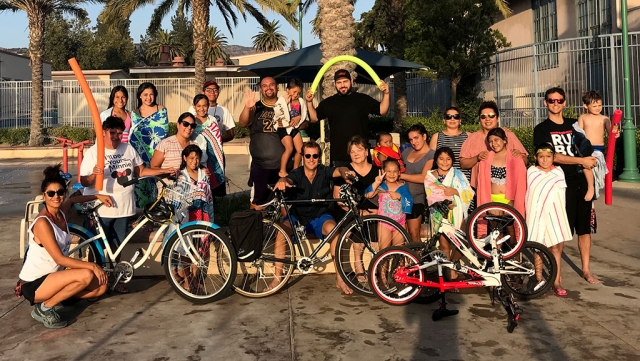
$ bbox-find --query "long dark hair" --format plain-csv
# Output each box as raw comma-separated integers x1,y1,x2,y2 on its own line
180,144,203,170
41,164,67,193
486,127,507,142
136,82,158,109
193,94,208,106
432,147,456,170
107,85,128,109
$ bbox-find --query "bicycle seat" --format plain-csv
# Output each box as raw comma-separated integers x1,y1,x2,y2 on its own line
483,215,515,226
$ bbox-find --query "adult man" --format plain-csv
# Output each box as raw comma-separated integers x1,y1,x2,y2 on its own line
189,80,236,142
238,76,284,208
305,69,390,166
274,141,356,294
533,87,599,285
80,116,174,292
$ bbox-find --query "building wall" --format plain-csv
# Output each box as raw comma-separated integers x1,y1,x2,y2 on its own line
231,51,288,66
0,51,52,81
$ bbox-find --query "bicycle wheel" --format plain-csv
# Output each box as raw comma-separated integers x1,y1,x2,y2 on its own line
369,246,424,305
502,241,557,300
67,226,105,267
163,224,237,304
467,202,527,260
335,216,412,296
231,220,295,298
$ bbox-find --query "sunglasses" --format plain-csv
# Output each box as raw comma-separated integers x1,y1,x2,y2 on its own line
444,114,461,120
480,113,497,120
204,88,219,93
45,189,66,197
179,120,197,129
546,98,565,104
304,153,320,159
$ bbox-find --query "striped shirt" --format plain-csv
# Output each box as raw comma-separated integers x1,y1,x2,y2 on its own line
155,136,193,169
436,131,471,181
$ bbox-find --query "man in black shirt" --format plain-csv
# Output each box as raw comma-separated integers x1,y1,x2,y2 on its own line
533,87,599,285
274,141,356,294
305,69,390,166
239,76,285,208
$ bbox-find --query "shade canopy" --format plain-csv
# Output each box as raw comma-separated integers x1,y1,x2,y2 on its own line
238,44,427,84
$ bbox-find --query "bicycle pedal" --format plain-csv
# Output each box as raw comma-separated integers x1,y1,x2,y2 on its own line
129,248,142,264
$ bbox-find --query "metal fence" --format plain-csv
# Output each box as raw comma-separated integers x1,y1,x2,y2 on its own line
0,73,447,129
481,31,640,127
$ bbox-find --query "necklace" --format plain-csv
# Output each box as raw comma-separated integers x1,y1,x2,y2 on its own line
261,99,276,107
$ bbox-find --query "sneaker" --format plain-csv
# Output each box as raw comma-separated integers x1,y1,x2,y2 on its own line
31,303,67,329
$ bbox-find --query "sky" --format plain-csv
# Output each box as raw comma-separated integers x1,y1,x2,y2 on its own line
0,0,374,49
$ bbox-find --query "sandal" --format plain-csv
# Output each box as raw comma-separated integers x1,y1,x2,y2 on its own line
553,287,568,297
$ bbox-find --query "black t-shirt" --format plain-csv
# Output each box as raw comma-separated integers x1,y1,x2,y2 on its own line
249,101,284,169
533,117,583,185
286,165,336,224
316,92,381,163
334,162,380,210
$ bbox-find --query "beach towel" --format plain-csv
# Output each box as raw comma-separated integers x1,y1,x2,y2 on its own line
273,96,308,134
424,168,474,229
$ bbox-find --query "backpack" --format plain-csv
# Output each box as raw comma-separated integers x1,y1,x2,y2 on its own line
228,210,264,262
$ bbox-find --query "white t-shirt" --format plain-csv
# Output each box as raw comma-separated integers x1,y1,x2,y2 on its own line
188,105,235,133
80,143,143,218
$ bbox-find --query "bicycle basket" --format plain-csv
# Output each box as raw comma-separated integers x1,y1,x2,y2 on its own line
145,180,199,223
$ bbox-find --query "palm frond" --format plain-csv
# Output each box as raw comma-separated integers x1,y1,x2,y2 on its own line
495,0,512,18
148,0,177,33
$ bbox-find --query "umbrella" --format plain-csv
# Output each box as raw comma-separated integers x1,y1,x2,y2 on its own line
238,44,427,84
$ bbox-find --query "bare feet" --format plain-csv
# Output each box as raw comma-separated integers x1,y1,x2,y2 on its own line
278,170,288,178
336,277,353,295
583,272,600,284
584,186,595,201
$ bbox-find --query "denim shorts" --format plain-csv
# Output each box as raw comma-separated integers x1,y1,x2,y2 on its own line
286,214,335,240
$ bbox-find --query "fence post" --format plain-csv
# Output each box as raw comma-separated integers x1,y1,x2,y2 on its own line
609,34,618,111
495,52,500,109
14,82,18,129
532,44,539,125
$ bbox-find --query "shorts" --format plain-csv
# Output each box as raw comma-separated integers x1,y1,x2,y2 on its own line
491,193,510,204
285,214,335,240
249,161,281,207
98,217,129,249
21,274,50,306
277,127,300,140
406,203,425,220
565,179,592,236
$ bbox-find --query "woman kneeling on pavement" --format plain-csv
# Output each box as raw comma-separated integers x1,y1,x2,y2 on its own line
16,165,112,328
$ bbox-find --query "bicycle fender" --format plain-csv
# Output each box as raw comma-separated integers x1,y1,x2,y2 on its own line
68,223,106,265
160,221,221,265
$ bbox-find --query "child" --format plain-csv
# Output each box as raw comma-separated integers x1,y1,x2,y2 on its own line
576,90,616,200
373,132,405,172
424,147,474,279
365,159,413,250
525,143,572,296
274,78,307,177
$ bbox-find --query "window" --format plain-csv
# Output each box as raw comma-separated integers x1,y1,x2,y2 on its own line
577,0,612,37
532,0,558,69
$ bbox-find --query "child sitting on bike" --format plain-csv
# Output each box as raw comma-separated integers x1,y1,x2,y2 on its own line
424,146,474,278
365,159,413,249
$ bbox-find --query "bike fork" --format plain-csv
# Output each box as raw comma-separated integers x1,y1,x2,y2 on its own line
495,287,522,333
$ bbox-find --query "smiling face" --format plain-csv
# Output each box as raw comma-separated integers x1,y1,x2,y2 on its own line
177,116,196,139
443,110,461,130
113,90,127,110
287,86,301,100
203,85,220,104
488,135,507,153
383,161,400,183
302,147,320,171
44,182,66,209
349,144,368,164
536,150,554,170
260,77,277,100
479,107,499,130
183,151,201,171
408,130,427,151
103,127,123,149
335,78,352,95
194,98,209,118
544,92,565,116
585,99,602,116
436,152,453,172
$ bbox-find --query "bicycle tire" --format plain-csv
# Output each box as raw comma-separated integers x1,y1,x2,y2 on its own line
467,202,527,260
68,226,105,267
369,246,424,305
163,224,237,304
231,219,295,298
335,215,412,296
501,241,557,299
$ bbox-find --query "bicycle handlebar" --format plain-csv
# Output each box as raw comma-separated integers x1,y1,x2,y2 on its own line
122,174,176,188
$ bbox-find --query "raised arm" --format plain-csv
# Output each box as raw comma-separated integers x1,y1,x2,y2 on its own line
238,89,256,127
378,81,390,116
305,90,319,123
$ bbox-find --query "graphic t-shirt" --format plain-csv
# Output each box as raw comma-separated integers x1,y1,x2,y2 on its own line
249,101,284,169
533,117,583,185
80,143,143,218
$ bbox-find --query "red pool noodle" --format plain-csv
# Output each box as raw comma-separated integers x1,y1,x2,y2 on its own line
605,109,622,205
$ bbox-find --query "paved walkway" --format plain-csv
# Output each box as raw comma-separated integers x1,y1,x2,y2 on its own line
1,156,639,360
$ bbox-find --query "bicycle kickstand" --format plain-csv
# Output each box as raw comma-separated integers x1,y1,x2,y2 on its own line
497,288,522,333
432,292,459,322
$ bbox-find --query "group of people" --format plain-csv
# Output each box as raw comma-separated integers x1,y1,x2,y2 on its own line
17,68,611,328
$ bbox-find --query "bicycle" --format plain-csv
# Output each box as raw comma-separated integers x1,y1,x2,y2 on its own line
369,200,557,333
66,175,237,304
228,177,413,297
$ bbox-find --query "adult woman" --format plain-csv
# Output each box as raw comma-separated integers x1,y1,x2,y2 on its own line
150,112,208,171
191,94,225,193
429,107,470,181
459,101,528,189
399,124,435,241
100,86,132,143
17,165,112,329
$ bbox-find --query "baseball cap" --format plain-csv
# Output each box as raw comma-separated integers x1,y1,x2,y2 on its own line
202,80,219,91
334,69,351,82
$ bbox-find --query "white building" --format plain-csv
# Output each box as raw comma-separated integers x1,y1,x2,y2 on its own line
0,49,52,81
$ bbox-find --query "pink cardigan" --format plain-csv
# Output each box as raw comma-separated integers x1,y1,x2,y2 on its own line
476,151,527,217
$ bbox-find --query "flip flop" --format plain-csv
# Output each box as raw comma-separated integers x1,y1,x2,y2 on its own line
553,287,568,297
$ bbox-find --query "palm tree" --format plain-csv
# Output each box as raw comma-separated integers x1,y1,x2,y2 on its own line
205,26,230,66
252,20,288,52
146,29,183,63
102,0,295,94
0,0,94,146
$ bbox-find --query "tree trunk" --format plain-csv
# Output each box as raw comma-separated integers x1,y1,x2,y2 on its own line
27,10,46,146
318,0,356,99
192,0,208,92
450,77,461,107
387,0,406,131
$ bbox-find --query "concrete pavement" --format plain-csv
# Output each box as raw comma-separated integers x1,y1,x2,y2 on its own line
1,155,639,360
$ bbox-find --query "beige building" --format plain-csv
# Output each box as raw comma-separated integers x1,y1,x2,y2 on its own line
0,49,52,81
52,69,131,82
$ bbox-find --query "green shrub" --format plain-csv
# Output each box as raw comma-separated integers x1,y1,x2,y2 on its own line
0,128,30,145
233,122,249,139
168,122,177,136
46,126,95,143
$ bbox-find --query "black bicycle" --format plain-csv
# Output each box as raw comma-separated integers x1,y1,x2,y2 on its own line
229,177,413,297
